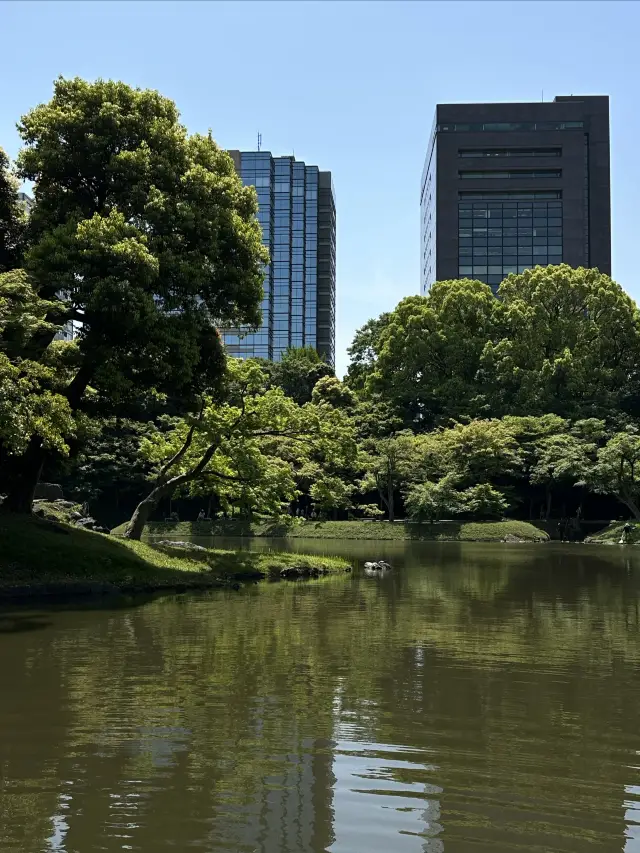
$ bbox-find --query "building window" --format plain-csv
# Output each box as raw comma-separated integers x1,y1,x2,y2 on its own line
459,191,562,201
438,121,583,132
459,170,562,180
459,148,562,158
458,199,563,289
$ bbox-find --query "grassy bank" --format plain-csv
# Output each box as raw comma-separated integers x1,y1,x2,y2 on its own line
0,515,350,600
112,517,549,542
585,521,640,544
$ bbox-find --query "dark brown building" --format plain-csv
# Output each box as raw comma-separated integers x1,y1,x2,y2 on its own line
420,95,611,293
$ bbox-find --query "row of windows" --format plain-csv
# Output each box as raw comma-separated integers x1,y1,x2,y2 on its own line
460,259,562,274
460,232,562,243
438,121,583,132
460,236,562,248
460,170,562,180
459,148,561,158
459,190,562,200
460,201,561,213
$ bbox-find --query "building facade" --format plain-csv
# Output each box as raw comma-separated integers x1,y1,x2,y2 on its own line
224,151,336,367
421,95,611,293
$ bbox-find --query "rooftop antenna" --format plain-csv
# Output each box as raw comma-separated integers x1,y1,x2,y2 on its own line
541,89,544,102
257,132,262,152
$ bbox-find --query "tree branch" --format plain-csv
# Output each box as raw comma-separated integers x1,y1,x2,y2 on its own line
158,399,204,482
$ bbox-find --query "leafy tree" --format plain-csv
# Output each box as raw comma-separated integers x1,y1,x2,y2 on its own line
0,147,26,272
404,474,460,523
585,431,640,519
367,280,497,429
267,346,333,405
58,418,154,509
458,482,508,519
124,359,356,539
414,419,523,489
0,76,267,512
529,431,596,520
0,269,75,457
345,313,391,392
360,431,419,522
311,375,356,410
483,265,640,419
405,477,508,523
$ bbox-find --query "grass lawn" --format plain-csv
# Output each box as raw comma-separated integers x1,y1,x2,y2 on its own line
114,517,549,543
584,521,640,544
0,514,349,599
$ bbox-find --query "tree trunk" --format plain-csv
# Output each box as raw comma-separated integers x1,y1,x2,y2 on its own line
621,495,640,520
1,437,46,514
545,487,552,521
387,474,394,523
125,483,172,540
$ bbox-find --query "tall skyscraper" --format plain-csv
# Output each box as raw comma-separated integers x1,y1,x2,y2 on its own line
224,151,336,367
421,95,611,293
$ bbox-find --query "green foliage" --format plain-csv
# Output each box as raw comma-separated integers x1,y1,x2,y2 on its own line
414,419,523,487
405,477,508,523
0,270,75,455
115,517,549,542
0,76,269,511
360,430,419,521
0,514,347,593
0,148,26,272
486,265,640,419
354,267,640,432
345,313,391,392
586,430,640,518
352,503,385,520
366,280,497,429
311,375,356,410
126,358,357,536
266,346,333,405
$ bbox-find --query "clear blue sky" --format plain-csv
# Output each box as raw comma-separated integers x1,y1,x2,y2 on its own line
2,1,639,376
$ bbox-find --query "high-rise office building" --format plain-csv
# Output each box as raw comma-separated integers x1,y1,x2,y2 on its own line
421,95,611,293
224,151,336,367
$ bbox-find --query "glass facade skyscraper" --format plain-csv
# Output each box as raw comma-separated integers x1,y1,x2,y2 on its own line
421,96,611,294
224,151,336,367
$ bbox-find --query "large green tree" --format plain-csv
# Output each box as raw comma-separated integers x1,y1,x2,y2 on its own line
365,279,497,429
125,359,356,539
0,77,267,512
0,148,26,272
265,346,333,405
484,265,640,419
585,430,640,519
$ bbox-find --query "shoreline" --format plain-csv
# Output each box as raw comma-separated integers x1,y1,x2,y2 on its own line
112,518,552,543
0,514,351,603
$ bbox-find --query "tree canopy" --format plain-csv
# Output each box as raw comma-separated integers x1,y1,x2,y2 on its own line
0,76,268,511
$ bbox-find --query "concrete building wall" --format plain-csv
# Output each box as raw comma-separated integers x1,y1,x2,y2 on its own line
421,96,611,293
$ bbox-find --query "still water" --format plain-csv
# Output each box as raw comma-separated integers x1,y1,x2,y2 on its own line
1,540,640,852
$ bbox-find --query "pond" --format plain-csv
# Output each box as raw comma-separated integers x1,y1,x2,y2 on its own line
1,540,639,852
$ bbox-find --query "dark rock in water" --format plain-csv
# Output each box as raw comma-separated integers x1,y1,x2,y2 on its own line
280,565,327,579
156,540,208,552
502,534,527,543
364,560,392,571
231,582,241,591
344,566,353,573
34,483,64,501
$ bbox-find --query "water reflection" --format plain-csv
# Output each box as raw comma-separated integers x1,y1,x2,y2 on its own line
1,542,640,851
